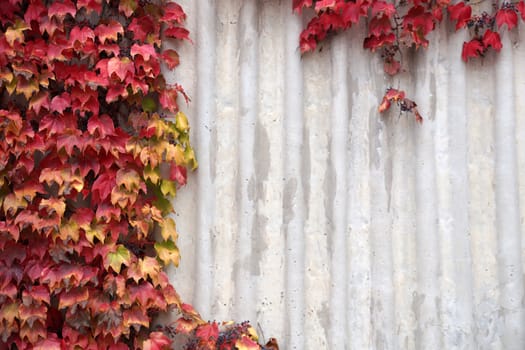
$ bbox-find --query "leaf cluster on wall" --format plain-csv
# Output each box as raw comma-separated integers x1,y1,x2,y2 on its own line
295,0,525,120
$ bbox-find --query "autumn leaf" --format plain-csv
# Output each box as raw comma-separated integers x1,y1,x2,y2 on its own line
161,2,186,23
107,57,134,81
87,114,115,138
48,0,76,21
58,287,89,310
116,169,142,192
131,43,158,61
154,239,180,266
195,322,219,343
235,335,260,350
371,1,396,18
5,20,30,46
462,39,484,62
119,0,138,17
496,8,518,30
164,26,191,42
161,50,180,69
50,93,71,114
143,332,171,350
94,21,124,43
518,1,525,21
104,245,131,273
293,0,313,13
447,2,472,30
70,26,95,44
123,307,150,331
160,217,178,241
483,29,502,52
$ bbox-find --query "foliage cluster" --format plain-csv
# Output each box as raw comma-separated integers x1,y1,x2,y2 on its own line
0,0,274,349
294,0,525,120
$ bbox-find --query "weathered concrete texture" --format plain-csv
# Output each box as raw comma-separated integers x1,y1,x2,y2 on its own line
164,1,525,349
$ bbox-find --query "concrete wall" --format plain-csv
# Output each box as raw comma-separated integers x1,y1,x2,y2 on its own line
164,1,525,349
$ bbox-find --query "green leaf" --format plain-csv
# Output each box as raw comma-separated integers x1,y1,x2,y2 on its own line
105,245,131,273
160,179,177,197
142,97,157,113
154,240,180,267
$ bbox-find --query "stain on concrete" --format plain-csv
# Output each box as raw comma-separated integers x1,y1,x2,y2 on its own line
283,178,297,225
251,214,269,275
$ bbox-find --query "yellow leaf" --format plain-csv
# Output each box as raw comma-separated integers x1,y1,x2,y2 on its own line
39,198,66,218
5,20,30,46
175,112,189,132
144,165,160,184
164,144,185,165
184,146,198,170
160,179,177,197
160,217,178,241
154,240,180,267
2,193,27,215
85,223,107,244
116,169,141,191
57,220,80,242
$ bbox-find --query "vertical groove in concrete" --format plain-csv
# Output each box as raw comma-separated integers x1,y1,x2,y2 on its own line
327,34,349,350
193,0,216,317
494,31,525,350
166,1,525,348
234,0,259,323
283,4,305,349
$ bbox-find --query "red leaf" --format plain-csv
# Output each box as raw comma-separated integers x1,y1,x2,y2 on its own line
50,93,71,114
94,20,124,43
495,8,518,30
293,0,313,13
129,16,156,42
69,26,95,44
447,2,472,30
461,39,484,62
92,172,116,202
107,57,134,81
88,114,115,138
106,84,128,103
161,2,186,23
159,88,179,112
77,0,103,14
195,322,219,343
48,0,76,20
363,33,396,51
518,1,525,21
57,130,85,156
161,49,180,69
29,91,50,114
25,0,47,24
384,59,401,76
143,332,172,350
164,26,191,42
341,0,367,25
170,164,187,186
315,0,336,12
371,1,396,18
483,29,502,51
130,43,158,61
369,15,393,37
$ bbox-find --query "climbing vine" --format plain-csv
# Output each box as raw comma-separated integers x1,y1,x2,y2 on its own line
295,0,525,121
0,0,270,349
1,0,520,349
